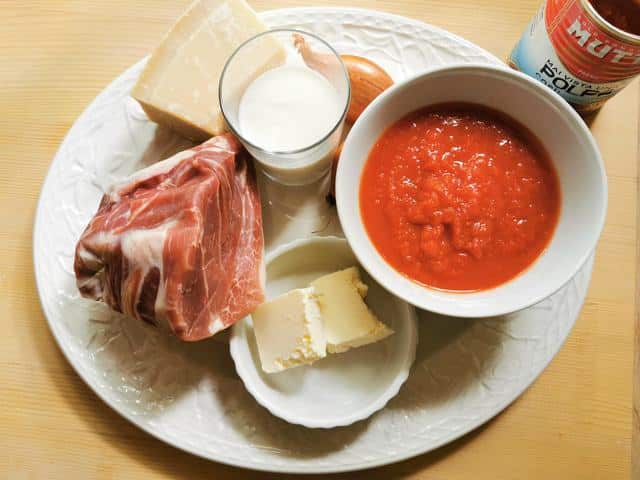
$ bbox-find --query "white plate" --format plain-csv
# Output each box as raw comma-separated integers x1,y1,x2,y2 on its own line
33,7,593,473
230,237,418,428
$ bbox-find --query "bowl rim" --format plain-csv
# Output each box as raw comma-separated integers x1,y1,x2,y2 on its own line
336,63,608,318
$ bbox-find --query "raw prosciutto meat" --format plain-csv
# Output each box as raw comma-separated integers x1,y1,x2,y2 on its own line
74,134,265,341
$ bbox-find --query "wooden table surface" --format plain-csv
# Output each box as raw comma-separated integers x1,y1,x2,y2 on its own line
2,0,638,478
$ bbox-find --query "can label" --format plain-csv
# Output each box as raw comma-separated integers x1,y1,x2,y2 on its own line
509,0,640,112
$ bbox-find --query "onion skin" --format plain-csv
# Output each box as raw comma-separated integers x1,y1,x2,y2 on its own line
342,55,393,124
293,36,394,123
327,57,392,202
292,36,392,203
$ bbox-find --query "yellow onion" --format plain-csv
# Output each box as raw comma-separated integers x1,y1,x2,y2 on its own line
341,55,393,124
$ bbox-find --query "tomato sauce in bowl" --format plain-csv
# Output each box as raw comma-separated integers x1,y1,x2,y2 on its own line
359,103,561,292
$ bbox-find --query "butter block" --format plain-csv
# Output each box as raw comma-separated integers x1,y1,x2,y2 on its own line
311,267,393,353
132,0,286,141
251,287,326,373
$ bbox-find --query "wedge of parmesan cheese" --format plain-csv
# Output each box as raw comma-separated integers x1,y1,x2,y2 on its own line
132,0,285,141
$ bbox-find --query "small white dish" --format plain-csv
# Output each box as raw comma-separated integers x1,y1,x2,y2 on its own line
230,236,418,428
336,64,608,318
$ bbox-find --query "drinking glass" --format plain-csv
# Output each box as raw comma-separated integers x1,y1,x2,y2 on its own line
219,29,350,186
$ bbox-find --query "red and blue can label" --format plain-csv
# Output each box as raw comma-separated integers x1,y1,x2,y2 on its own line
509,0,640,112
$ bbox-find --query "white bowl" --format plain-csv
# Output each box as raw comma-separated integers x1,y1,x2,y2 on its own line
229,236,418,428
336,64,607,318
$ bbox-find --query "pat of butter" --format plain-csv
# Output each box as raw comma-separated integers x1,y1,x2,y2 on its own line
311,267,393,354
251,287,326,373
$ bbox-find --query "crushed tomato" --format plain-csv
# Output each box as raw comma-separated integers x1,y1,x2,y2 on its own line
590,0,640,36
359,103,561,291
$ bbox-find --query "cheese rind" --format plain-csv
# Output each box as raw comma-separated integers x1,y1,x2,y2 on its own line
132,0,285,142
251,287,326,373
311,267,393,353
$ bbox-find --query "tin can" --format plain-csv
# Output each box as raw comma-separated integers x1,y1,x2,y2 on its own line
509,0,640,113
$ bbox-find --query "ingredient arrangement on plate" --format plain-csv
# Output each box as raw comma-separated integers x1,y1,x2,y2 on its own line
43,0,631,465
73,0,405,424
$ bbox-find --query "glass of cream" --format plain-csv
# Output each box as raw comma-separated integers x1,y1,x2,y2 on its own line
219,29,350,186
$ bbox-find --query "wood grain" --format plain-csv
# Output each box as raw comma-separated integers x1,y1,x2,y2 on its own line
634,90,640,480
1,0,637,479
